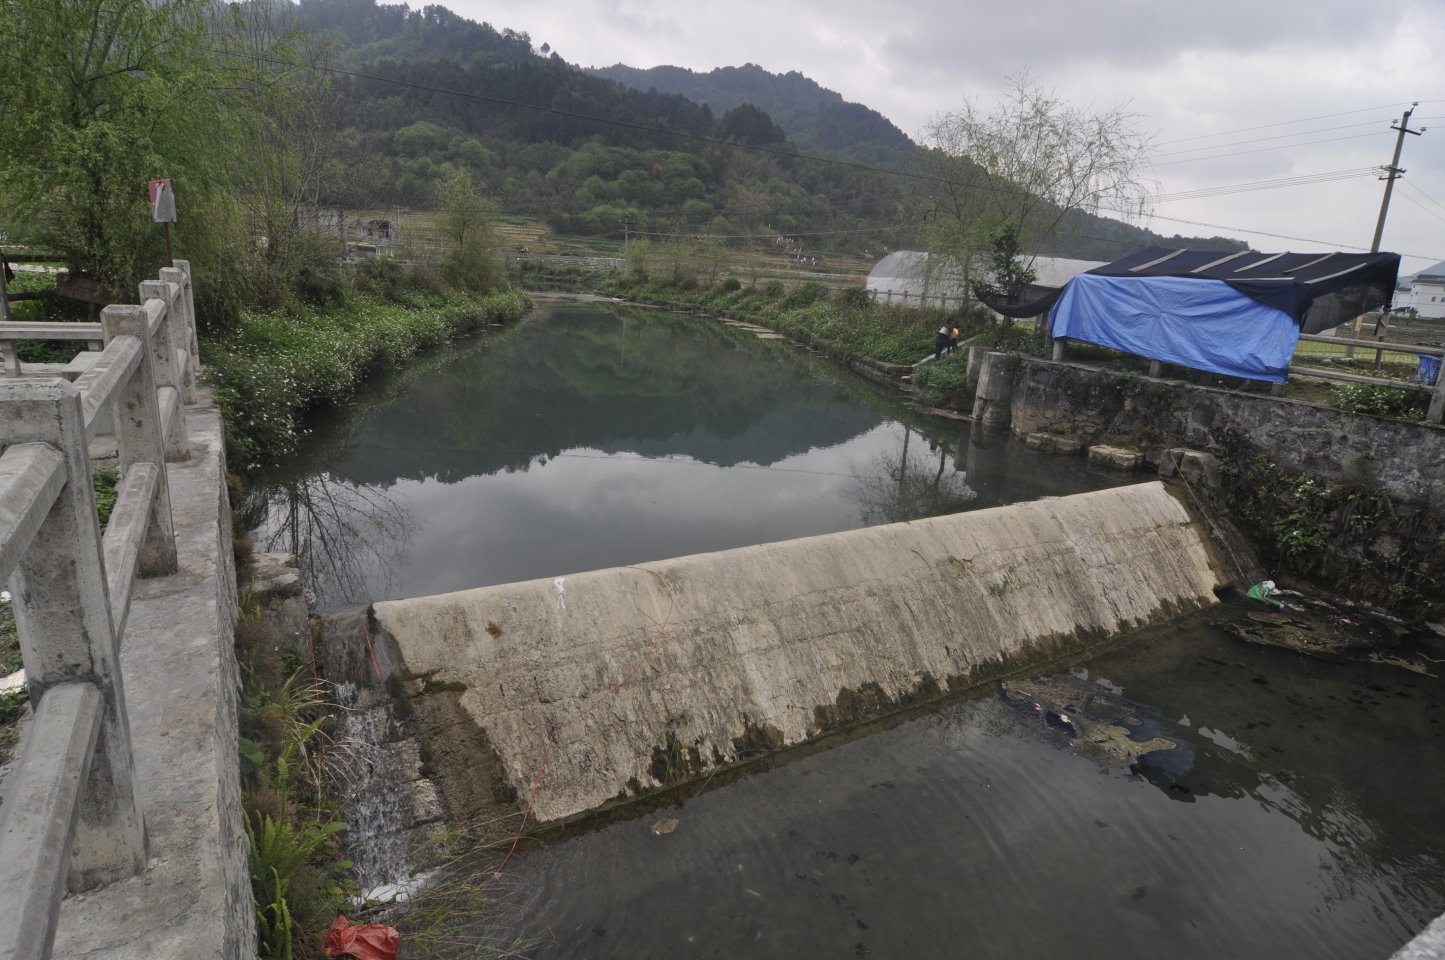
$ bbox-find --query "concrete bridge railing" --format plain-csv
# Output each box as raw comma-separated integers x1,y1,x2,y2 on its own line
0,262,197,960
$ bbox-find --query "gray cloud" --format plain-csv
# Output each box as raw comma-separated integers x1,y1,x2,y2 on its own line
455,0,1445,264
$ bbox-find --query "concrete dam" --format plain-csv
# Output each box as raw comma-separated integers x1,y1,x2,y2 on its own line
369,481,1227,824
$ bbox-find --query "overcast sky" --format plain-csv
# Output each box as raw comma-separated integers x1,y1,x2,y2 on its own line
451,0,1445,270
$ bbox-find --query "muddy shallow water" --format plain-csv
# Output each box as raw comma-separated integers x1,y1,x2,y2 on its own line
509,600,1445,959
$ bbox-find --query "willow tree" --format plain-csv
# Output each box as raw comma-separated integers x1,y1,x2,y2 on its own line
919,73,1153,306
440,168,504,293
0,0,232,287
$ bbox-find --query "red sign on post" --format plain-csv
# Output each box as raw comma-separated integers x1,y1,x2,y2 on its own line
148,179,176,223
149,179,176,266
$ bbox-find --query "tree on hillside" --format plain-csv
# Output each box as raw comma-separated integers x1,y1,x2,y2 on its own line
0,0,359,315
440,168,503,292
919,73,1152,300
225,1,374,308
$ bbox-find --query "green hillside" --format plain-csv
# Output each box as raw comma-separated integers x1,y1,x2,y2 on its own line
589,63,915,168
290,0,1246,260
296,0,911,252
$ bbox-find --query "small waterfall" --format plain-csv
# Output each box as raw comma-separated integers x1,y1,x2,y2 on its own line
332,681,417,897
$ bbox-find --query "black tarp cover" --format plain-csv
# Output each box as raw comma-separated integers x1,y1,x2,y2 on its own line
979,248,1400,333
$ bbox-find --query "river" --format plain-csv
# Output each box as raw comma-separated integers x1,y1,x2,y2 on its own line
249,302,1445,958
247,302,1130,606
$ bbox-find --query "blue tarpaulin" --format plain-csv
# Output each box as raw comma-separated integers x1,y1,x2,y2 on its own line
1049,274,1300,382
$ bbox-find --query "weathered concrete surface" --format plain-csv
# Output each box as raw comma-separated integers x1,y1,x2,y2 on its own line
371,481,1227,825
45,389,254,960
1395,913,1445,959
1086,444,1143,471
249,552,310,659
972,351,1019,427
1008,358,1445,506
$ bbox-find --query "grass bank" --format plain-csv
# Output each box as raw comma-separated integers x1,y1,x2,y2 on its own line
601,274,986,367
203,269,531,473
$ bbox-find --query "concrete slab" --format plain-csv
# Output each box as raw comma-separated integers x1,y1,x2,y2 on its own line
46,388,253,960
1394,913,1445,959
1087,444,1143,471
372,481,1228,825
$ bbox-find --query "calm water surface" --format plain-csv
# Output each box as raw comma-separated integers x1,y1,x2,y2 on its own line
249,303,1129,605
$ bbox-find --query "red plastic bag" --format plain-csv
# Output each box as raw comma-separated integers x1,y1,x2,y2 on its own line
324,915,400,960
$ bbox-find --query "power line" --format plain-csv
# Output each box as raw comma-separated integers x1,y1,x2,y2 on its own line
1101,207,1443,262
1147,119,1391,157
1397,179,1445,217
1151,167,1379,203
1392,190,1445,228
1150,131,1388,166
1150,102,1434,146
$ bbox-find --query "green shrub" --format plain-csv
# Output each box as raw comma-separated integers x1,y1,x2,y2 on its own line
913,351,973,407
721,276,742,292
92,466,118,531
597,274,995,367
205,287,532,472
1332,383,1428,421
836,285,872,309
781,280,827,309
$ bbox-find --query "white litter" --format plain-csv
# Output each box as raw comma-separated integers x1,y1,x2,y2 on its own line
354,869,438,905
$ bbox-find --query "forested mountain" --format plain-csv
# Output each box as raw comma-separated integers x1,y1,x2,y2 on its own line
297,0,535,67
295,0,912,251
590,63,915,168
290,0,1245,259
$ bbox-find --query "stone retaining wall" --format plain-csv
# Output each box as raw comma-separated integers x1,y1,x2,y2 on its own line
1005,358,1445,507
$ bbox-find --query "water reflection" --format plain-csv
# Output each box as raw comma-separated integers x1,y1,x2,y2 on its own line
847,429,977,526
241,472,414,607
250,305,1132,607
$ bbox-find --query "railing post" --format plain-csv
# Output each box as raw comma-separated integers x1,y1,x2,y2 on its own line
1430,367,1445,425
1052,337,1067,362
0,379,147,889
158,262,198,398
101,305,178,576
137,280,190,461
136,280,180,391
0,340,20,378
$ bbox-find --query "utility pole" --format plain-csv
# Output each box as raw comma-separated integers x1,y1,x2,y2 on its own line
623,218,630,256
1371,103,1425,253
1353,104,1426,365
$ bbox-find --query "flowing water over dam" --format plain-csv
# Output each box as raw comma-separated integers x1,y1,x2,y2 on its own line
251,302,1445,957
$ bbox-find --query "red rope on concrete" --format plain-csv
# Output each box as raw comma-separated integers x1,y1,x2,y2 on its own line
362,614,383,680
486,565,676,885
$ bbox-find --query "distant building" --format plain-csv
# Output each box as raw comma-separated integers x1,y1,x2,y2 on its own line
354,218,398,253
866,251,1106,309
1405,261,1445,319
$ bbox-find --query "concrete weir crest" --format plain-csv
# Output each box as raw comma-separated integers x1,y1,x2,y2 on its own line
370,481,1227,824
